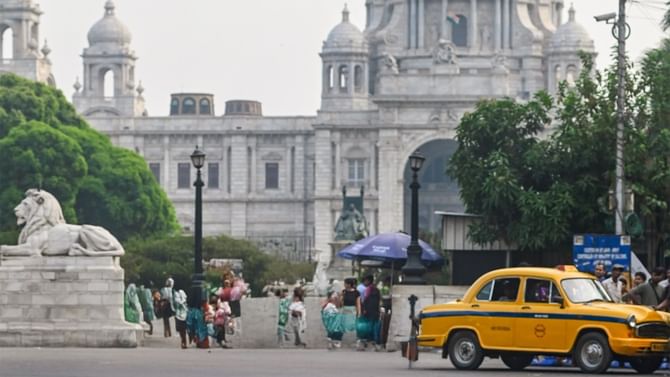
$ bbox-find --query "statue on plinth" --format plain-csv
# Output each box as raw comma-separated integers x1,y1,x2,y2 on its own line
0,189,125,257
334,186,369,241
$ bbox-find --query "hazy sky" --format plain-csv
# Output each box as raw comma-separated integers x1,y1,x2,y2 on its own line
34,0,668,116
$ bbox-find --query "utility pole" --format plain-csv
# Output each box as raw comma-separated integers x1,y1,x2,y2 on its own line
614,0,627,235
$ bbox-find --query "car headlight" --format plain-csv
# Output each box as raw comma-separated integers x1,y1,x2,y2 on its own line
627,314,637,328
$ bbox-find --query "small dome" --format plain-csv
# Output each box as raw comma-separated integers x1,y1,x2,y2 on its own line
87,1,132,47
549,5,594,53
324,5,365,49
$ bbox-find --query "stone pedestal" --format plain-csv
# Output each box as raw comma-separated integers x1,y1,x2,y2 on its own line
0,256,142,347
326,241,354,282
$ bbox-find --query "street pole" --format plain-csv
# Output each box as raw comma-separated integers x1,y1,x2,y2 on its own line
614,0,626,235
401,151,426,285
190,147,206,308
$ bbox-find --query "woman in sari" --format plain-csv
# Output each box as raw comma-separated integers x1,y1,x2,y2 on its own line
340,278,359,334
321,292,344,350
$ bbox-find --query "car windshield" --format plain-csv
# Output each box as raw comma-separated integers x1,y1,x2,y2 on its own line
561,278,612,303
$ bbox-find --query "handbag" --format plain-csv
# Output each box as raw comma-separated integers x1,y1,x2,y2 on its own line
356,317,372,339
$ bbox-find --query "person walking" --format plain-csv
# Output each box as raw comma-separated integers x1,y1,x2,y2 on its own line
357,275,382,351
288,288,307,348
601,264,627,303
276,289,290,347
173,289,188,349
159,278,176,338
340,278,359,334
138,284,155,335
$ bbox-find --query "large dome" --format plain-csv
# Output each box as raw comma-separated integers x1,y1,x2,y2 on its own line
324,5,365,50
87,1,131,47
549,6,594,53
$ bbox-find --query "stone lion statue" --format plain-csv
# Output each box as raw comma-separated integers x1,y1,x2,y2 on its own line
0,189,124,257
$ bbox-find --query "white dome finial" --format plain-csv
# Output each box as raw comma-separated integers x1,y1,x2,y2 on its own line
342,4,350,23
568,3,575,22
105,0,115,16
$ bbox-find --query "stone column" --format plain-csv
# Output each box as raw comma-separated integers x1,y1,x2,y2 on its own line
230,134,248,237
503,0,510,49
469,0,478,49
441,0,448,38
494,0,502,51
409,0,417,48
334,134,341,188
378,129,402,233
163,135,171,193
418,0,425,49
314,128,333,258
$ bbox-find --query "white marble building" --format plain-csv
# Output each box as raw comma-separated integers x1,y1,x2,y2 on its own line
0,0,595,260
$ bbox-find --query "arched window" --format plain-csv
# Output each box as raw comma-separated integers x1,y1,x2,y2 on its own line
182,97,196,114
199,98,211,115
451,14,468,47
554,65,562,90
327,65,334,91
2,26,14,60
170,98,180,115
566,65,577,86
354,65,363,92
338,65,349,93
103,69,115,98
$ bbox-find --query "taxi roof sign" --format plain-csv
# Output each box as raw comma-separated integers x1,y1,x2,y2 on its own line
556,265,578,272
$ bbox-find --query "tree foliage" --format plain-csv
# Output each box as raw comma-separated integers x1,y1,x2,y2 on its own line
448,53,650,252
123,235,315,297
0,74,178,241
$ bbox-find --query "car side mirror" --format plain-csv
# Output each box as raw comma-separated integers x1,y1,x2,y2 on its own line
553,296,565,308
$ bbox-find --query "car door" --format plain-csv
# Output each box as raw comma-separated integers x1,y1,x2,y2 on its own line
470,277,520,349
514,278,567,351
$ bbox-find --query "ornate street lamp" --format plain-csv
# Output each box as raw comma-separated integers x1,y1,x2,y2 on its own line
401,150,427,285
190,146,205,308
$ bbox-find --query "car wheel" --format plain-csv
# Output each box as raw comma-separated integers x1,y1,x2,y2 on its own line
629,357,662,374
501,353,534,371
448,331,484,370
573,332,612,374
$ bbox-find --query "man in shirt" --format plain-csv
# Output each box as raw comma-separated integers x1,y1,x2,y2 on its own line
593,263,607,282
601,264,627,303
623,266,665,306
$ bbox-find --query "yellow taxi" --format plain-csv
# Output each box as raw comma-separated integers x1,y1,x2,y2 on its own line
417,266,670,374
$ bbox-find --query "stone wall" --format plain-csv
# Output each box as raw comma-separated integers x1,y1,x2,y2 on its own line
0,256,142,347
225,285,468,349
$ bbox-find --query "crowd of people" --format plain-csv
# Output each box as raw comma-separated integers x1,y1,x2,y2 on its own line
592,262,670,309
271,274,392,351
124,272,248,350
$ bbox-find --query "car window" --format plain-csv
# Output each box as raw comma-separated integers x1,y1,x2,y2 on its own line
561,278,610,303
476,281,493,301
491,278,520,302
525,278,562,304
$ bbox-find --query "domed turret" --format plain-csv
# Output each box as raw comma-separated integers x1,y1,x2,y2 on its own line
548,5,594,54
87,1,132,47
320,5,369,112
324,5,366,51
546,5,596,94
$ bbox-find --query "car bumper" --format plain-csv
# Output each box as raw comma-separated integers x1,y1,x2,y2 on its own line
417,334,445,348
610,337,669,356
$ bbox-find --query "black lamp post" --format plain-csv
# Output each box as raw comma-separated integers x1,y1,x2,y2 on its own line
401,150,427,285
190,146,205,308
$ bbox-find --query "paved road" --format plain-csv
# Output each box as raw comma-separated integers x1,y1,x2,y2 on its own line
0,347,668,377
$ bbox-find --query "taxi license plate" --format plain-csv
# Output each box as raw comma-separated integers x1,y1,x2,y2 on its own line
651,343,667,352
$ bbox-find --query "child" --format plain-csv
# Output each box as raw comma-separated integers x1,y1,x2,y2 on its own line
214,300,231,348
321,292,344,350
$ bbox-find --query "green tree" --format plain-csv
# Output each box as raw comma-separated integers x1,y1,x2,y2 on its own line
448,55,621,252
0,74,178,241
